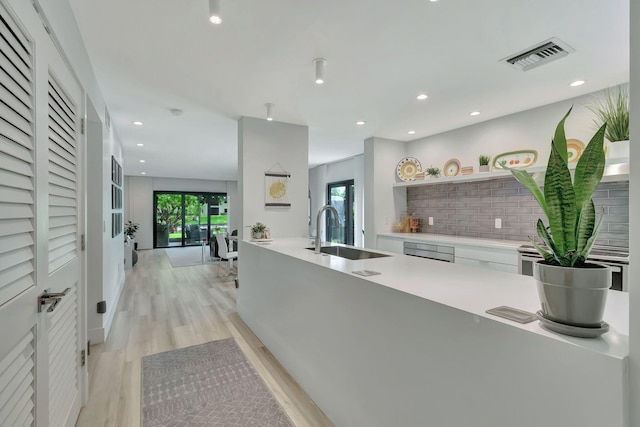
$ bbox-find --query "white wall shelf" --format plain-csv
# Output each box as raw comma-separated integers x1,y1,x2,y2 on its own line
393,157,629,188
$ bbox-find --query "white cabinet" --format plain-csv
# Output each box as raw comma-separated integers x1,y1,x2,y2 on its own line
455,245,519,274
376,235,405,254
377,233,520,273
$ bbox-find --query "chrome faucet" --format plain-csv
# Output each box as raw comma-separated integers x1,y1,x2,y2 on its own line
315,205,339,253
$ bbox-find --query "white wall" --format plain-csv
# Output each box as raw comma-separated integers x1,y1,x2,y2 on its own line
364,137,407,248
152,178,227,193
226,181,239,234
124,176,153,249
406,88,625,172
238,117,309,239
628,0,638,424
124,176,235,249
309,155,365,247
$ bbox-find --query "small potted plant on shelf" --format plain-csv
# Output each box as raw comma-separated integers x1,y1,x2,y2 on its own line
425,166,441,178
124,220,139,249
509,107,609,336
478,154,491,172
249,222,268,239
587,85,629,159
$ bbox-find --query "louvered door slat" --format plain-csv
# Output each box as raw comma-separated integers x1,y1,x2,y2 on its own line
48,287,77,427
49,175,76,191
48,85,74,123
0,135,33,165
49,161,75,182
49,195,75,208
48,104,74,142
0,66,32,107
0,102,32,136
48,223,74,240
0,246,32,271
0,153,33,180
0,203,32,220
0,83,32,120
0,37,31,87
0,234,32,256
0,3,33,58
48,120,74,151
0,331,34,427
49,232,75,251
0,57,32,99
0,218,32,238
0,185,32,205
0,121,33,151
48,74,77,275
47,132,75,163
49,205,75,218
48,150,74,175
0,171,31,191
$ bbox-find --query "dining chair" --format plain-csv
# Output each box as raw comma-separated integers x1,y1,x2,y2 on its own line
216,232,238,277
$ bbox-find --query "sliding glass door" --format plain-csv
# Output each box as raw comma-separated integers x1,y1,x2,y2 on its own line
154,192,228,248
326,180,355,245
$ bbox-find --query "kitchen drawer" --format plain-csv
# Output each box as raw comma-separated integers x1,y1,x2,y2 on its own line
455,257,518,274
455,246,518,265
404,241,455,255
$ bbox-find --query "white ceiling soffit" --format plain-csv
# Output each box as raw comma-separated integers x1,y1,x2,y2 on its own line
503,38,575,71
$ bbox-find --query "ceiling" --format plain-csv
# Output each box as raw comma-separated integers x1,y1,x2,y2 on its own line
67,0,629,181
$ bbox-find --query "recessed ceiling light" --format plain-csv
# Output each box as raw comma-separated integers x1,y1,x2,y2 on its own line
136,143,144,147
470,111,480,116
139,160,146,163
408,130,416,135
570,80,585,87
141,172,146,175
133,121,143,126
416,94,428,100
356,120,365,125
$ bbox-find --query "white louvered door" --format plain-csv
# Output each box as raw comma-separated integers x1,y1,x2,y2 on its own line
0,1,86,426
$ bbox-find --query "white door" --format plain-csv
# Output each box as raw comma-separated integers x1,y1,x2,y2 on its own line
0,1,86,426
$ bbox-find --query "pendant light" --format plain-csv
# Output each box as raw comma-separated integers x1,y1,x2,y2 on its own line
209,0,222,24
313,58,327,84
266,103,274,121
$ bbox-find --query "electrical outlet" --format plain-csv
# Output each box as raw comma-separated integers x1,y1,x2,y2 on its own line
429,217,434,226
495,218,502,229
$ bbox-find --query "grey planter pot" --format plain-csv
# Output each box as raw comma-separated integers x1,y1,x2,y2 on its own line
533,261,611,327
479,165,490,173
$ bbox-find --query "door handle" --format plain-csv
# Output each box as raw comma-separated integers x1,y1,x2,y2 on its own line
38,288,70,313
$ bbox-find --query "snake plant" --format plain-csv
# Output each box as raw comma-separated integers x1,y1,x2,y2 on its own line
510,107,606,267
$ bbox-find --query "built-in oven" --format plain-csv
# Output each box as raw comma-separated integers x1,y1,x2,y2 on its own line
518,244,629,291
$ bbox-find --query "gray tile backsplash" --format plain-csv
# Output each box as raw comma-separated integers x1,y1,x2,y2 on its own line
407,177,629,248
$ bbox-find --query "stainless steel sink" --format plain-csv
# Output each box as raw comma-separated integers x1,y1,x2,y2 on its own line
306,246,391,260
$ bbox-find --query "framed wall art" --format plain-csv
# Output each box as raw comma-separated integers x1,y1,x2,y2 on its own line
265,171,291,207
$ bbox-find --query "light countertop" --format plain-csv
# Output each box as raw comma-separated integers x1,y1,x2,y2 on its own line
244,237,629,359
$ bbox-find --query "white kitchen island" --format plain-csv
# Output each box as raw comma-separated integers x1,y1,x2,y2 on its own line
237,238,629,427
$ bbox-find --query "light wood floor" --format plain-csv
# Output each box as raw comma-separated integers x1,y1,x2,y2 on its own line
76,249,333,427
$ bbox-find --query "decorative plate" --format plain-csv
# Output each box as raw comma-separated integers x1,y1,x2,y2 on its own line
443,158,461,177
566,139,584,163
396,157,422,181
492,150,538,170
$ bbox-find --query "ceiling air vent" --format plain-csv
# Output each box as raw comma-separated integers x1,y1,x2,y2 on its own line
503,38,574,71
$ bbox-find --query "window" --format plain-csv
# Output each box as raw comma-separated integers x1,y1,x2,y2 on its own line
154,192,228,248
326,180,355,245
